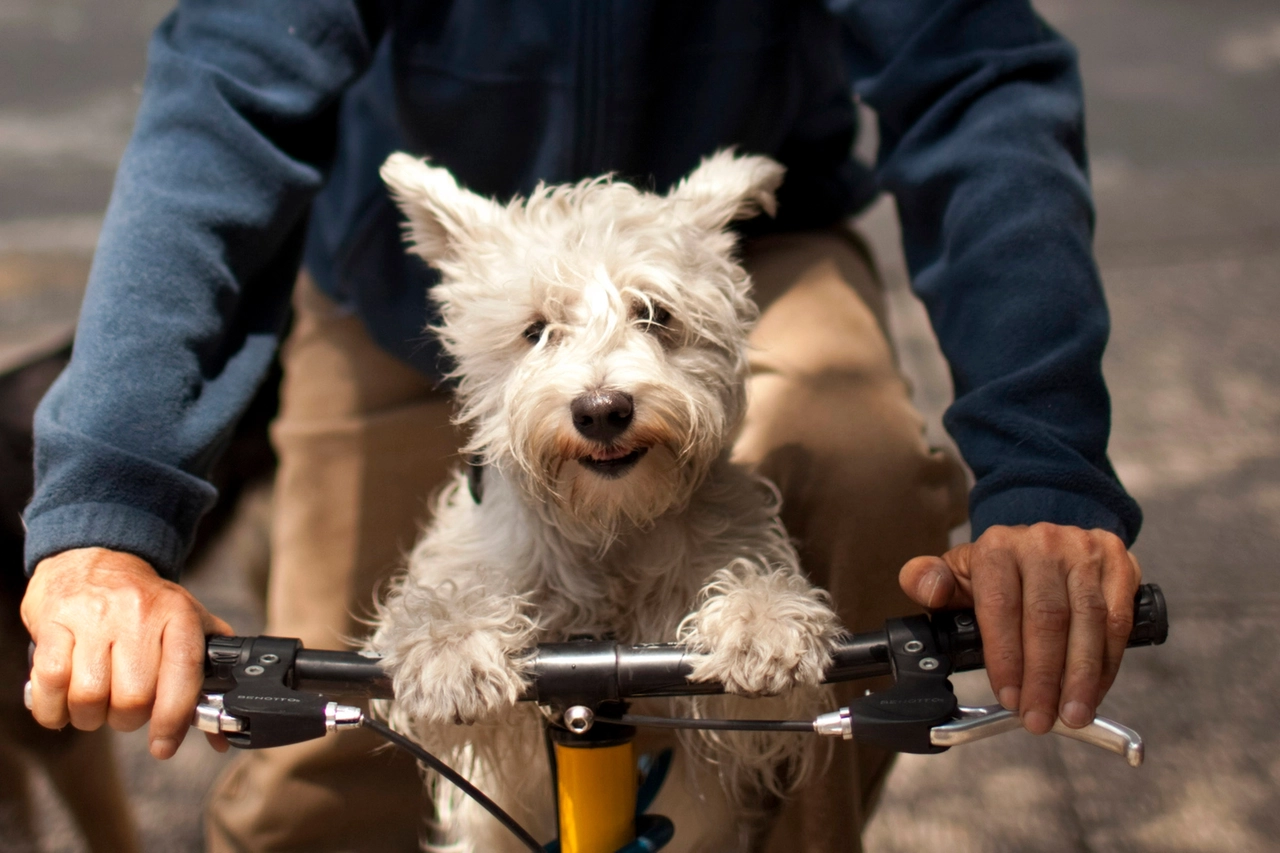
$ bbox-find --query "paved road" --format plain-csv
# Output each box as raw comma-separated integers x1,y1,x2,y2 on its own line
1,1,1277,850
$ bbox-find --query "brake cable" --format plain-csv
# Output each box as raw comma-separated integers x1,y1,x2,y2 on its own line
363,712,819,853
361,717,545,853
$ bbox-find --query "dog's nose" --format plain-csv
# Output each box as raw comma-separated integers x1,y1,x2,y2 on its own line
571,391,634,442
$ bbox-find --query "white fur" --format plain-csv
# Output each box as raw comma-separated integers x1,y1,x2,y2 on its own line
371,150,839,852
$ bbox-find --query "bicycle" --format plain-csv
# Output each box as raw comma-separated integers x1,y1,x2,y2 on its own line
29,584,1167,852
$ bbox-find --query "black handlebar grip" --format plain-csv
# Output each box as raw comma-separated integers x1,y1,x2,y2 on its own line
1125,583,1168,647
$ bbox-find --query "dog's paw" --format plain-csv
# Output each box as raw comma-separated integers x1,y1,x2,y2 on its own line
680,569,839,696
685,611,835,696
373,580,536,726
389,629,530,725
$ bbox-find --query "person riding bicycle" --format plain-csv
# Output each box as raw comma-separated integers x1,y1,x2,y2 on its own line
19,1,1143,850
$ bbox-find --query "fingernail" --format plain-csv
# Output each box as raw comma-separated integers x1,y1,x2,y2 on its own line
1023,710,1054,735
150,738,177,760
998,686,1020,711
1061,701,1092,728
921,570,943,606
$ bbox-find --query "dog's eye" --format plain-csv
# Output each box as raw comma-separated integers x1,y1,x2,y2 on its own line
637,303,671,333
523,320,547,344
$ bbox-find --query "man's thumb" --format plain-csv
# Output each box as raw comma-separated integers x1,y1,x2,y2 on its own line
899,555,958,609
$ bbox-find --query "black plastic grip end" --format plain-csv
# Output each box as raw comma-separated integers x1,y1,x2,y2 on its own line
1127,583,1168,647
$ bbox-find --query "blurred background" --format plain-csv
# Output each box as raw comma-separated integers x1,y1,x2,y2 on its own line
1,0,1277,850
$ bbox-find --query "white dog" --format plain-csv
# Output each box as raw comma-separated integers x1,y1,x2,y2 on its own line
371,150,841,852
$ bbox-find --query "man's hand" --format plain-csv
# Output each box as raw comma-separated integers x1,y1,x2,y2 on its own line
899,523,1141,735
21,547,233,759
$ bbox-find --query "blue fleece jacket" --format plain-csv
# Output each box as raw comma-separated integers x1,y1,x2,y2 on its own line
23,0,1142,579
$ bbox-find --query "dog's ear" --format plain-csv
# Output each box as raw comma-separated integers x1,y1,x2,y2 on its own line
381,153,501,263
667,150,785,231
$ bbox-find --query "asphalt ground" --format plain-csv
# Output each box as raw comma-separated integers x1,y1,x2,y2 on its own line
1,1,1277,850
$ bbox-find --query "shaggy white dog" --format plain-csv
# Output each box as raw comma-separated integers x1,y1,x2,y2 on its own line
371,150,841,852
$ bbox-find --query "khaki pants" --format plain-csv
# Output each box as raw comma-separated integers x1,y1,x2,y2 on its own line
205,230,967,852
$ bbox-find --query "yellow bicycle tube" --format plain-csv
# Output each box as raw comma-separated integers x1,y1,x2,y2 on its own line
554,739,637,853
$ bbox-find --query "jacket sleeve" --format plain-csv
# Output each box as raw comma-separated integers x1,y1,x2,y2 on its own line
827,0,1142,543
23,0,385,579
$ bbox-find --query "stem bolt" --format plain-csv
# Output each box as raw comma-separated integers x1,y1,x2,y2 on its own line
919,657,940,671
564,705,595,734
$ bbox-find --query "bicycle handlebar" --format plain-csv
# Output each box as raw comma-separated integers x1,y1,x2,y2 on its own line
194,580,1168,736
201,583,1167,702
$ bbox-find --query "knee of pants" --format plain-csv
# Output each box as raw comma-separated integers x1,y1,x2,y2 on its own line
734,369,968,629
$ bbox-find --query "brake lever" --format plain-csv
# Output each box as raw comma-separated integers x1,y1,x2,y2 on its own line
196,636,364,748
808,615,1146,768
929,704,1144,767
192,691,363,739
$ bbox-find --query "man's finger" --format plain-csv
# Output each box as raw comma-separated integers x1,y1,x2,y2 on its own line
149,610,207,759
1057,558,1108,729
1017,545,1071,735
30,625,74,730
969,539,1023,712
108,632,160,732
67,632,112,731
1098,545,1140,697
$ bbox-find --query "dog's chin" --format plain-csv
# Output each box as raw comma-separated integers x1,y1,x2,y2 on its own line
576,445,649,480
548,445,688,531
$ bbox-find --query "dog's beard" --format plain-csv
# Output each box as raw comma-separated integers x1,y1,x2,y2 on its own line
552,425,690,529
497,381,727,538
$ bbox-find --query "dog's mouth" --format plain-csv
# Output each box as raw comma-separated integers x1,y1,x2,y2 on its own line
577,445,648,478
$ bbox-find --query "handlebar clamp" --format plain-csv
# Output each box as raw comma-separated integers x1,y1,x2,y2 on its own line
841,614,957,754
202,636,336,749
